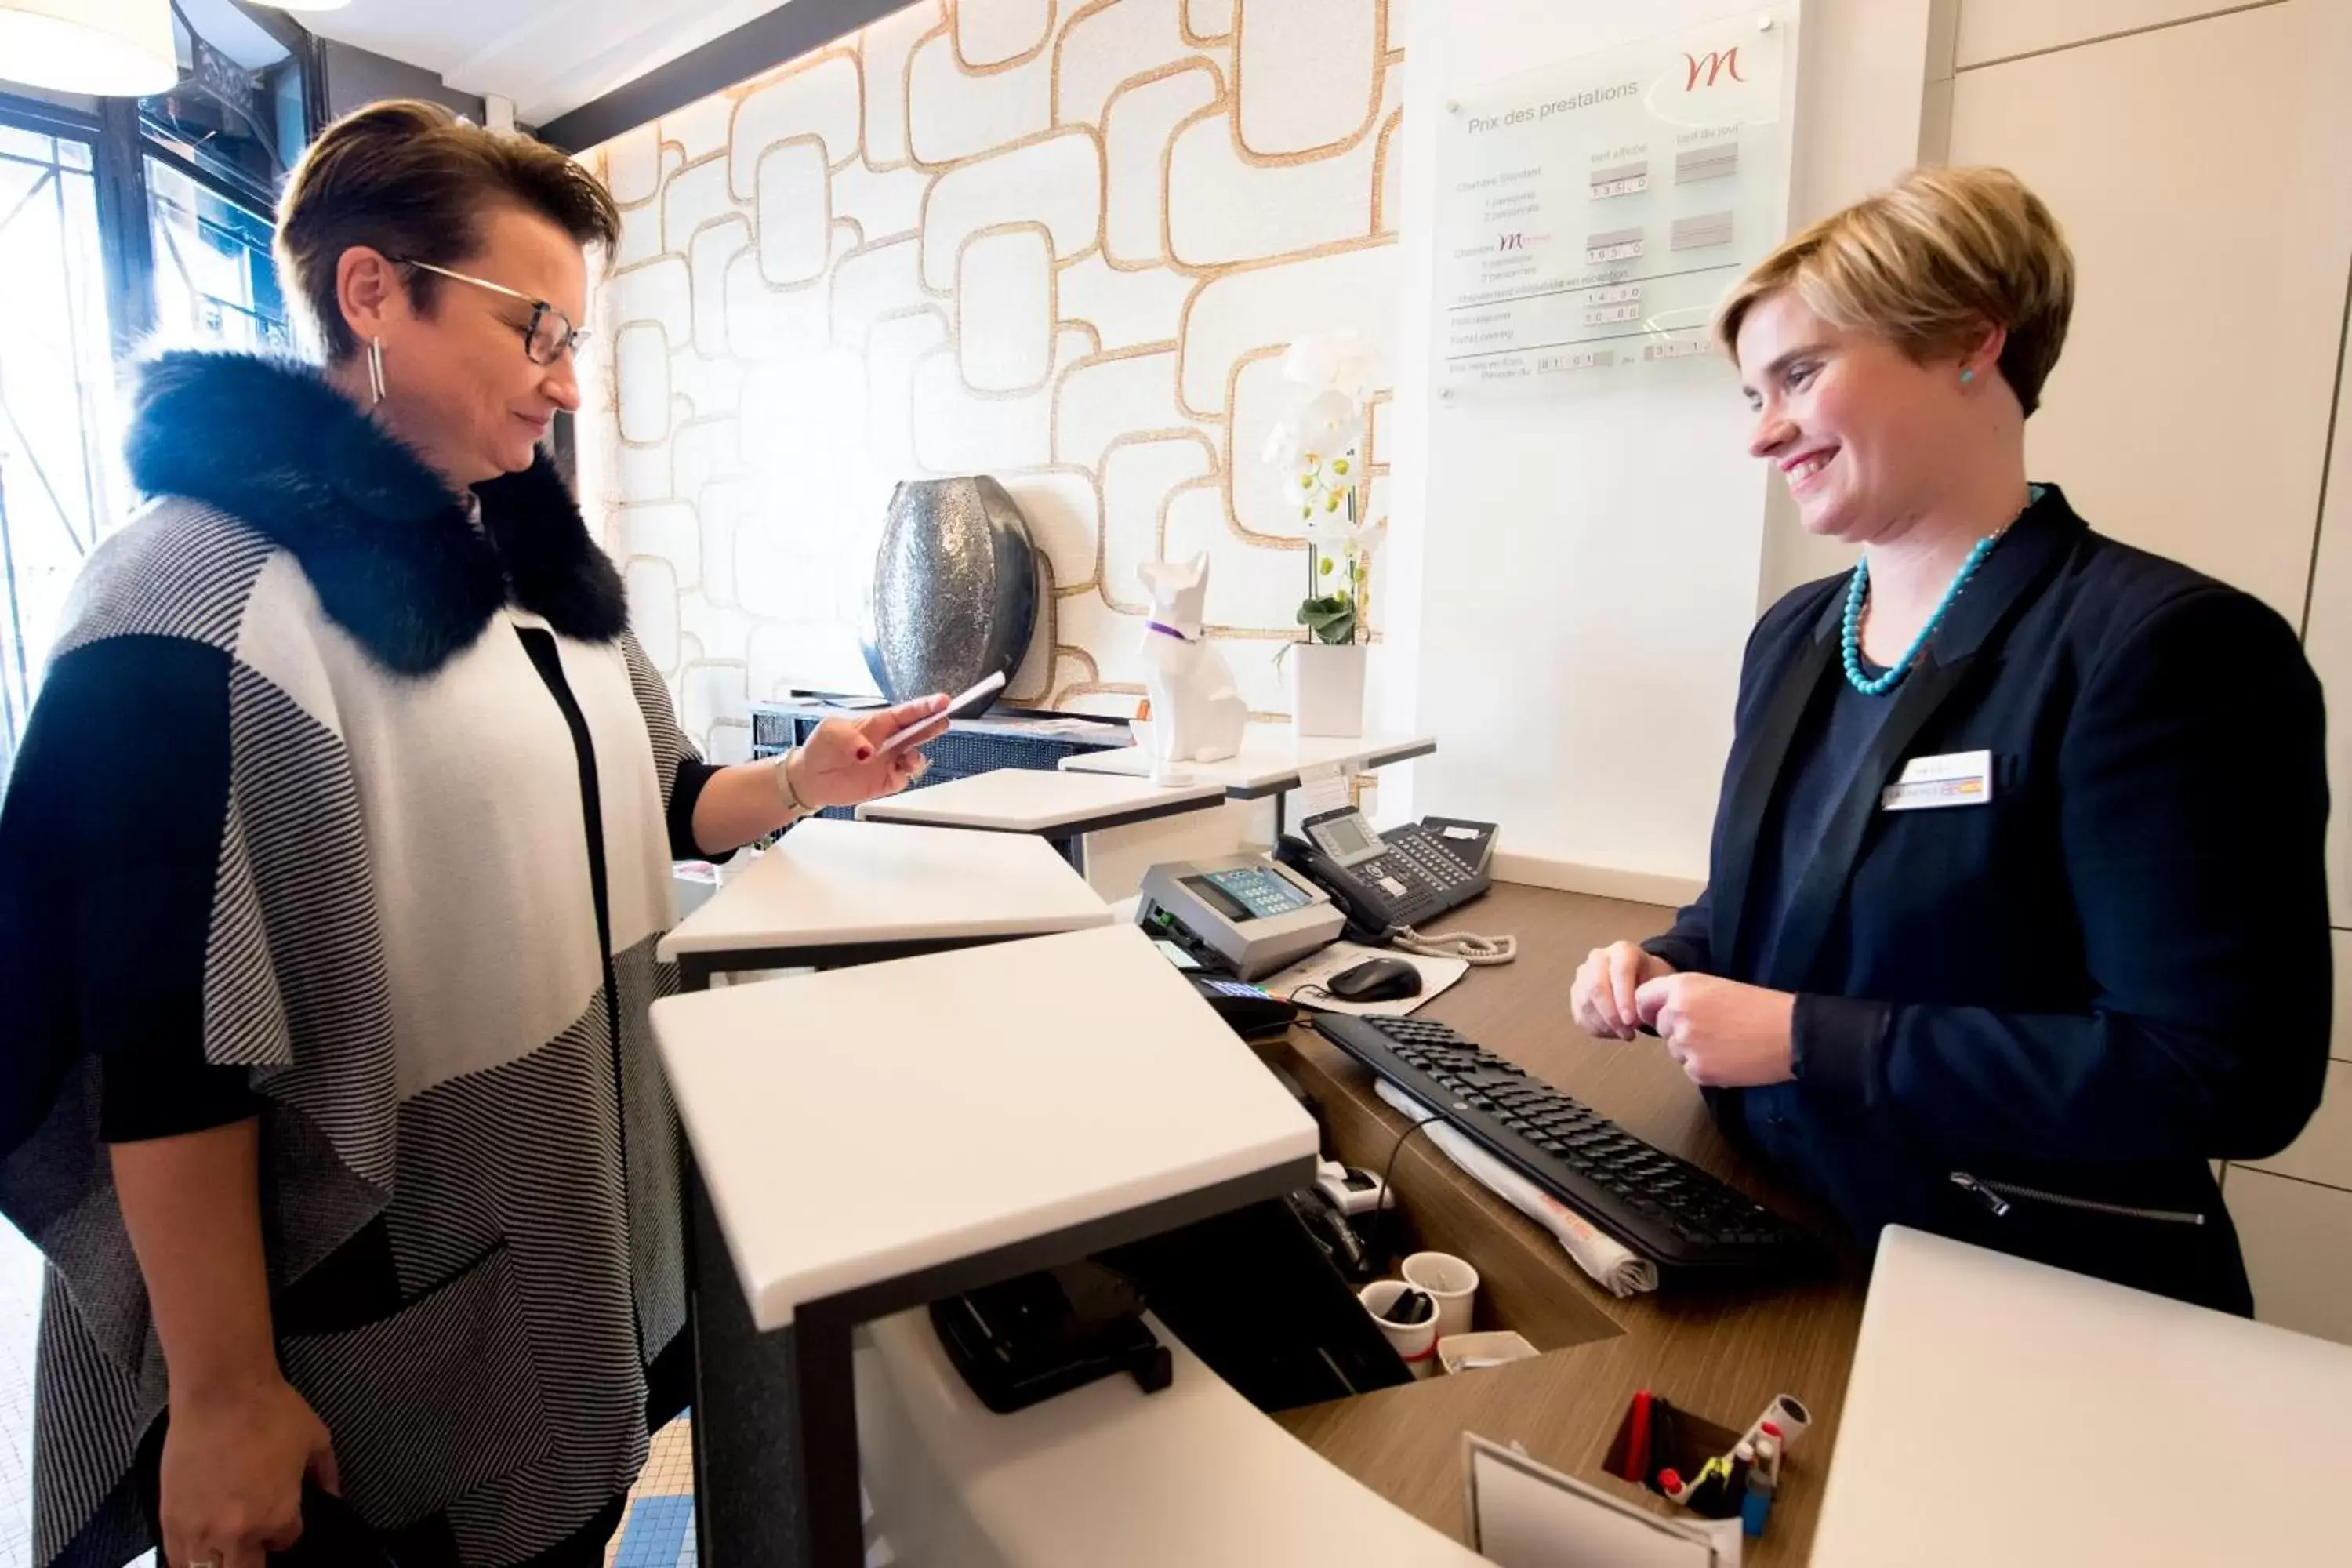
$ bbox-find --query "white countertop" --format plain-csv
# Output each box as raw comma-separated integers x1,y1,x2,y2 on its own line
1814,1226,2352,1567
649,923,1319,1330
856,1306,1490,1566
855,769,1226,833
1058,728,1437,794
656,817,1112,960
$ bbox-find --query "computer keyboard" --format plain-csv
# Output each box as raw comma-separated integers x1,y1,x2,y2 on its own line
1314,1014,1823,1283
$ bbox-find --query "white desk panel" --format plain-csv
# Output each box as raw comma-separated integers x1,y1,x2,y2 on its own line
1816,1226,2352,1567
858,769,1225,833
652,924,1319,1330
658,817,1112,960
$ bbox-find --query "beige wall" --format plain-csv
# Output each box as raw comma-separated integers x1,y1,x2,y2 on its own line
573,0,1406,762
2263,42,2352,1344
1947,0,2350,623
1926,0,2352,1344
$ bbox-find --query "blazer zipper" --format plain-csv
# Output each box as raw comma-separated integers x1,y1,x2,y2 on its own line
1950,1172,2206,1225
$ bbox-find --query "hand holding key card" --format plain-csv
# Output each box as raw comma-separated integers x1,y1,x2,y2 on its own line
874,670,1003,758
790,673,1000,810
789,690,956,810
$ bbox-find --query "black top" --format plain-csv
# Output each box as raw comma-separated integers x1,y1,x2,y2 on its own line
1646,486,2331,1314
1740,658,1895,989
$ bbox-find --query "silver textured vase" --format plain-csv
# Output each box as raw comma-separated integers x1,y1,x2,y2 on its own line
862,476,1040,705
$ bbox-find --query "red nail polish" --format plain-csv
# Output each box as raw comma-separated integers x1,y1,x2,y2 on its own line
857,748,873,761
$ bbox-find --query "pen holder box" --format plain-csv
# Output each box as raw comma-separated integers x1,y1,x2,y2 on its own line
1602,1393,1742,1497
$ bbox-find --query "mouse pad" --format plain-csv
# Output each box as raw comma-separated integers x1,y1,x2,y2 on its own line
1262,941,1470,1018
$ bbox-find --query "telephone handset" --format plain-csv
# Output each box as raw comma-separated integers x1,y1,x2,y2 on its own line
1274,808,1497,946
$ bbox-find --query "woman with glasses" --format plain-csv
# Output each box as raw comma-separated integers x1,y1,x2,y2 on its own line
0,101,946,1568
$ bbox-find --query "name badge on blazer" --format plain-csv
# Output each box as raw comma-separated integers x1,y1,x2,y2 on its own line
1882,750,1994,812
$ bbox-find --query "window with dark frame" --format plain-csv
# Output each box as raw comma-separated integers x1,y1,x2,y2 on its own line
0,0,323,773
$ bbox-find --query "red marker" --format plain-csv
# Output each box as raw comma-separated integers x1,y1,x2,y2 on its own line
1623,1390,1654,1483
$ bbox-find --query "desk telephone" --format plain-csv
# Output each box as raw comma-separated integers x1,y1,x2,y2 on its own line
1139,811,1501,982
1276,808,1497,945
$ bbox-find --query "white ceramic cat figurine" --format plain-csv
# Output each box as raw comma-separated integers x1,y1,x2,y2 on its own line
1137,555,1247,772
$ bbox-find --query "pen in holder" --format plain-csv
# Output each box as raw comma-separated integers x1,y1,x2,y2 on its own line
1602,1391,1748,1521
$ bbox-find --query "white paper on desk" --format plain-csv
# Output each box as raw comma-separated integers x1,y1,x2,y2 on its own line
1261,940,1468,1017
995,716,1111,737
1465,1435,1728,1568
1296,763,1352,818
1377,1080,1659,1298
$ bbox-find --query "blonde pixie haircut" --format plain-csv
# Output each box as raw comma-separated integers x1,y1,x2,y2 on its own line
1715,166,2076,416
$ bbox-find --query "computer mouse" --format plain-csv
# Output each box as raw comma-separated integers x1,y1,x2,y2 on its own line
1327,956,1424,1003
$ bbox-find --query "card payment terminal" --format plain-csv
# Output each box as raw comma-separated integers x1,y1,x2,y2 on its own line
1137,854,1345,982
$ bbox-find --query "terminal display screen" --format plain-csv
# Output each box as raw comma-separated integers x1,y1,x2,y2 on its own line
1307,810,1385,869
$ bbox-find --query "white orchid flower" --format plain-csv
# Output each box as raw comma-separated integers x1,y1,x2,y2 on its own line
1279,334,1338,388
1303,511,1357,546
1306,511,1386,554
1294,388,1365,455
1281,329,1370,397
1261,416,1303,472
1326,332,1370,397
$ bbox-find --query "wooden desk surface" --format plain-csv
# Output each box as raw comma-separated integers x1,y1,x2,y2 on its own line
1261,880,1868,1565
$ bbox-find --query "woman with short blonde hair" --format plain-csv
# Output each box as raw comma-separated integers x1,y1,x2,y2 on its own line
1573,166,2329,1313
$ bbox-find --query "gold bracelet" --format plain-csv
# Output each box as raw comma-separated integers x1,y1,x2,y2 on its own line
772,749,813,818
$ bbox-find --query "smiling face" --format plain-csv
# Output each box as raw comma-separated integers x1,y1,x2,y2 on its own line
1735,289,1991,547
356,204,587,488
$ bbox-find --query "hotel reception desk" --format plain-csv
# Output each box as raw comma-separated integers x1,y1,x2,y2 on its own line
1257,880,1864,1563
666,870,2352,1566
847,879,1868,1566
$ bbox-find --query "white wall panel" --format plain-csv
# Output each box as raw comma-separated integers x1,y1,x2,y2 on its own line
1946,0,2352,623
2296,269,2352,919
2243,1060,2352,1191
1395,0,1938,877
2229,1166,2352,1345
1957,0,2281,68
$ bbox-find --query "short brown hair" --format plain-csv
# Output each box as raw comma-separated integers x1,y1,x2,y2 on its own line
1716,166,2075,416
275,100,621,361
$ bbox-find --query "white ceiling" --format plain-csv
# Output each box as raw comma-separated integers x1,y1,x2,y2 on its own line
302,0,802,129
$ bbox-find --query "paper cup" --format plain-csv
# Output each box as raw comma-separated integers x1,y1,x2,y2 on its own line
1740,1392,1813,1454
1401,1251,1479,1341
1358,1279,1439,1376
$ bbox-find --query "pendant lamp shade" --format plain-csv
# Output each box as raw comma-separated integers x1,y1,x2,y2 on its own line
0,0,177,97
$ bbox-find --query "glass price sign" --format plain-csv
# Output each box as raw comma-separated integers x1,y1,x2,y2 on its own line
1436,5,1802,401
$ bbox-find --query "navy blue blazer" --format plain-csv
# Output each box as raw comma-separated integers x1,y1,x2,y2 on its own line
1646,486,2330,1313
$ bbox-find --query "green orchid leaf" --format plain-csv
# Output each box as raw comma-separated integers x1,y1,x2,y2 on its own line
1296,592,1359,644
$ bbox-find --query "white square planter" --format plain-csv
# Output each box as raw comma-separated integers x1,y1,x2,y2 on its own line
1289,641,1366,739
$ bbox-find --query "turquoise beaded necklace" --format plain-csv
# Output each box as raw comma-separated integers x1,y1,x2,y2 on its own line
1841,492,2036,697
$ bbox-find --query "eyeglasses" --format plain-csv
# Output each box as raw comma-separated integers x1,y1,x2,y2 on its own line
391,257,588,366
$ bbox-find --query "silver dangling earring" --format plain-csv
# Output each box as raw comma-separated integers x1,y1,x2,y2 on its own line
367,336,387,405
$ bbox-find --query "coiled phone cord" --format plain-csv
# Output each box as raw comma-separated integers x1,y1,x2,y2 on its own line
1391,926,1518,965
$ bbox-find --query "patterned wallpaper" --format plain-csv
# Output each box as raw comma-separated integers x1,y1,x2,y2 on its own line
575,0,1404,761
